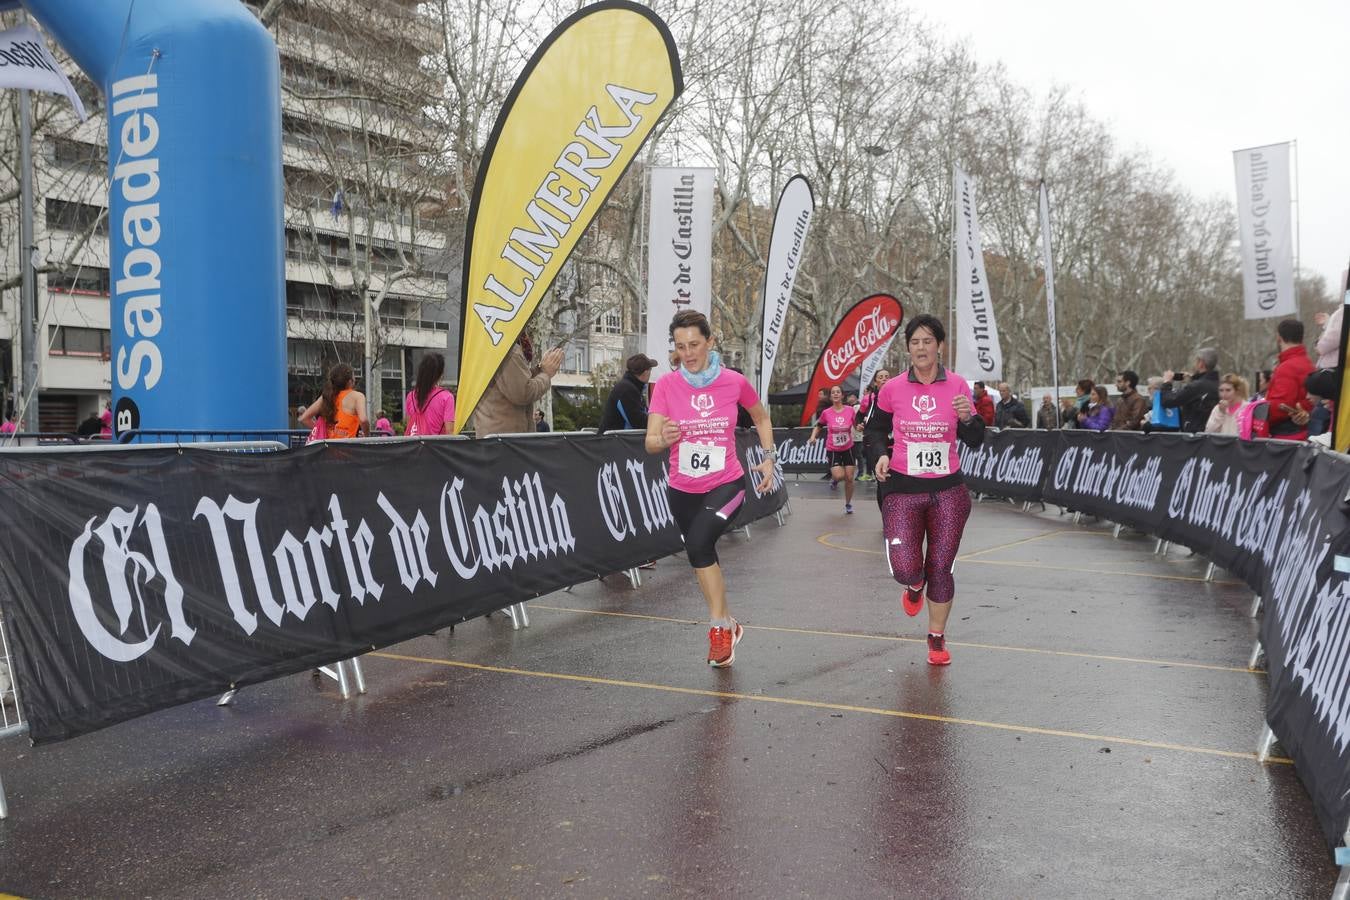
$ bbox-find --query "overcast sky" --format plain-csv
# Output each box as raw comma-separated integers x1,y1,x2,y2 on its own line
904,0,1350,295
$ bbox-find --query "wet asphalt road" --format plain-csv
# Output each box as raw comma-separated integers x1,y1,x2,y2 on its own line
0,479,1340,898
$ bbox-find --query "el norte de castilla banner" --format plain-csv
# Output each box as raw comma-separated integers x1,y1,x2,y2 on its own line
646,167,715,384
0,433,786,743
759,175,815,404
952,165,1002,381
455,1,683,431
1233,142,1296,320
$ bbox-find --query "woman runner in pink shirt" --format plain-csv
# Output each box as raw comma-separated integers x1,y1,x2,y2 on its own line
863,314,985,666
647,310,777,668
808,384,858,513
404,352,455,436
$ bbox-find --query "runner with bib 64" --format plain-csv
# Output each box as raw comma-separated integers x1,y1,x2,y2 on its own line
646,310,778,668
864,314,985,666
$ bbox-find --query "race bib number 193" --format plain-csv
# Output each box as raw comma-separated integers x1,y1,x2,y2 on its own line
679,441,726,478
906,441,949,476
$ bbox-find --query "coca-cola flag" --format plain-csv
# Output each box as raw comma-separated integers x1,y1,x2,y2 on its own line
799,294,903,425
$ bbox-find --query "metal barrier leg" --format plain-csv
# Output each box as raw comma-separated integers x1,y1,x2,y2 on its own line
739,524,751,540
334,660,352,699
1248,640,1264,671
1332,824,1350,900
1113,522,1123,539
1072,511,1081,526
775,509,787,527
1249,595,1262,618
506,605,521,631
1204,562,1216,582
516,603,530,628
217,689,238,707
0,768,8,819
626,568,641,589
1333,858,1349,900
349,657,367,695
1256,723,1277,762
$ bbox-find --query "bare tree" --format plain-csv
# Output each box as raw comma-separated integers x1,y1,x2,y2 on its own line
263,0,450,412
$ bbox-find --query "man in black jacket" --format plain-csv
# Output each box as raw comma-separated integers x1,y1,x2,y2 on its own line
994,383,1030,428
598,354,658,432
1159,347,1221,432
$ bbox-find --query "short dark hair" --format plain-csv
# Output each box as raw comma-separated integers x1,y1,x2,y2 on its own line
904,314,945,344
973,381,986,389
1077,378,1094,394
1118,370,1139,390
625,354,658,376
1277,319,1304,344
669,310,711,338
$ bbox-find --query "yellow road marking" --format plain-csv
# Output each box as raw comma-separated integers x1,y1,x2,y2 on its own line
816,531,1242,585
960,557,1243,586
370,651,1291,765
528,604,1264,675
959,529,1074,559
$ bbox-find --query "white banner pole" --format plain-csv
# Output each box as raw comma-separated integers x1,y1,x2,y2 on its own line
1039,182,1060,401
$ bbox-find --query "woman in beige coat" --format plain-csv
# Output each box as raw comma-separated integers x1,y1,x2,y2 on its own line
470,335,564,436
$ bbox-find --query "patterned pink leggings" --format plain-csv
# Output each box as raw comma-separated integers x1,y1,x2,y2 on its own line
881,486,973,603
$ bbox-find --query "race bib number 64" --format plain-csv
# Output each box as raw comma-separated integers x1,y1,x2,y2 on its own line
679,441,726,478
906,441,949,476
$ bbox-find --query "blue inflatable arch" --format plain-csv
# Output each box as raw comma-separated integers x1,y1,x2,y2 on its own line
16,0,286,435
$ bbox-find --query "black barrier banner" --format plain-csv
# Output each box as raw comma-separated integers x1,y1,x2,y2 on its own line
963,429,1350,848
0,433,786,743
772,427,832,473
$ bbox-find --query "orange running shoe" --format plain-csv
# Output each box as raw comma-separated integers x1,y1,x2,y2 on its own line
707,621,744,667
927,632,951,666
902,587,924,617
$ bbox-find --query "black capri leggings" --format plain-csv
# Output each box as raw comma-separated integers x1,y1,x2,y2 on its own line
667,480,746,569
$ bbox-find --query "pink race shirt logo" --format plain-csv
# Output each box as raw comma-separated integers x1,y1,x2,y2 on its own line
912,394,937,419
691,393,715,418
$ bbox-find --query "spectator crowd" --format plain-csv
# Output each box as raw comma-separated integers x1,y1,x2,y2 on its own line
949,314,1337,445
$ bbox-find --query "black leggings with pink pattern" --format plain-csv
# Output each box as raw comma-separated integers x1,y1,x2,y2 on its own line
880,485,972,603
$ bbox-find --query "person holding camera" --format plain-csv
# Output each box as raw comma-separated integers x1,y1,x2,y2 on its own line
471,334,564,436
1159,348,1220,433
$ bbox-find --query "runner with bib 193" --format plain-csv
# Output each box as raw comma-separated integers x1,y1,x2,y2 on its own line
646,310,778,668
863,314,985,666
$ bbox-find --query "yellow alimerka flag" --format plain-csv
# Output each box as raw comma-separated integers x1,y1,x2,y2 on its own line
454,1,683,433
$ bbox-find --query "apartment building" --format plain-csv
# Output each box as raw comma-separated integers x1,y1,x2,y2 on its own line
0,0,451,432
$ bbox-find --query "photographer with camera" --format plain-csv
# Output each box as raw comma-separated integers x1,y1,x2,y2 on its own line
1159,348,1220,433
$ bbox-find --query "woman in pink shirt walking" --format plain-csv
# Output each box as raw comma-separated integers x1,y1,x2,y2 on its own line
864,315,986,666
404,352,455,436
646,310,777,668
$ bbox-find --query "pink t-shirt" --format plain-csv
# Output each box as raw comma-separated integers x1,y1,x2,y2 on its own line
0,421,15,434
817,405,856,451
649,367,758,494
876,367,973,479
404,388,455,436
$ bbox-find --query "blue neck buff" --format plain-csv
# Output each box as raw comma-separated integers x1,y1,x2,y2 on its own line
680,350,722,388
